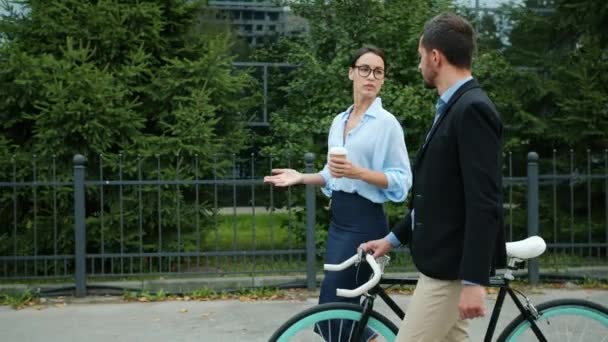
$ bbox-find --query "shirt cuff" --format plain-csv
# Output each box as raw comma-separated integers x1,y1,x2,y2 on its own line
385,232,402,248
461,280,480,286
318,169,332,197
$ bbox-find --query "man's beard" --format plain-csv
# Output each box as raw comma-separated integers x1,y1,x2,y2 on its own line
422,70,437,89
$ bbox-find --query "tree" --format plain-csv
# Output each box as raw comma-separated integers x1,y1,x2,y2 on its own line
503,0,608,153
0,0,255,265
0,0,254,168
485,0,608,244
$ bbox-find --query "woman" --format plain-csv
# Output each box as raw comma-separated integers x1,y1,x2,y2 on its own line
264,45,412,340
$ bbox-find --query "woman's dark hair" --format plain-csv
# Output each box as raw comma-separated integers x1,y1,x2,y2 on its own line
349,45,385,67
420,13,475,69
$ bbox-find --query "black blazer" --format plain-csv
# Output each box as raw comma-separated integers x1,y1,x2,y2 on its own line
393,79,507,285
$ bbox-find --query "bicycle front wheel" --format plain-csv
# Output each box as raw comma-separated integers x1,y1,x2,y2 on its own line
498,298,608,341
269,302,399,342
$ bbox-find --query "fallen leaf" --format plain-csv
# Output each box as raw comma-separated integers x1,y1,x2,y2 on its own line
179,308,188,313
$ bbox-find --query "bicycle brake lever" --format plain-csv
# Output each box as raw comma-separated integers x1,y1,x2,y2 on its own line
356,247,364,265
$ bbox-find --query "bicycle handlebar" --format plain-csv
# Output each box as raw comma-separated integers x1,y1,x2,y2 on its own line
324,236,548,298
323,252,383,298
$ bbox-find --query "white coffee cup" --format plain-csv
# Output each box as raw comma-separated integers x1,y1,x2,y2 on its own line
328,147,347,178
328,146,347,159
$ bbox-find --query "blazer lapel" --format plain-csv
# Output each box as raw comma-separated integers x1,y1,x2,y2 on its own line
414,79,480,165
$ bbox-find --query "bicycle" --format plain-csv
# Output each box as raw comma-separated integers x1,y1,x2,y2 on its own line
269,236,608,341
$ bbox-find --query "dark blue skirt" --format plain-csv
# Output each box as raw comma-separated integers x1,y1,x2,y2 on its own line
316,191,388,340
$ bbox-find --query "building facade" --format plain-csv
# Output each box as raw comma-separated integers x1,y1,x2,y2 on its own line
208,0,307,45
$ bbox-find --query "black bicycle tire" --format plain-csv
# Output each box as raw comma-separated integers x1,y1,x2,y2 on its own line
268,302,399,342
496,298,608,341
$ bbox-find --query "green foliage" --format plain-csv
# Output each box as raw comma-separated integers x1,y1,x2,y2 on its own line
122,286,287,301
0,0,254,166
490,0,608,246
0,0,257,264
0,289,36,309
500,0,608,153
123,288,167,302
1,0,606,272
206,212,294,250
191,287,218,298
263,0,453,161
257,0,607,254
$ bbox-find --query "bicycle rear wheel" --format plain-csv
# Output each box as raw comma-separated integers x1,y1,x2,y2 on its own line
497,298,608,341
269,302,399,342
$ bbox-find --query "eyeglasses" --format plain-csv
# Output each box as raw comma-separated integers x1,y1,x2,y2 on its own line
353,65,385,80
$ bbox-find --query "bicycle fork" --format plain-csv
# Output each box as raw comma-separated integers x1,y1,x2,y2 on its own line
351,295,375,342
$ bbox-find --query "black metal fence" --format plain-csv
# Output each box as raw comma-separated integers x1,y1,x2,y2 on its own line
1,150,607,296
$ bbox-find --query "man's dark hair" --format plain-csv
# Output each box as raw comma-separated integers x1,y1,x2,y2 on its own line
421,13,475,69
350,45,385,67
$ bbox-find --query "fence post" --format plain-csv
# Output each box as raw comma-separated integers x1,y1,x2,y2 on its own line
73,154,87,297
304,152,316,289
527,151,540,285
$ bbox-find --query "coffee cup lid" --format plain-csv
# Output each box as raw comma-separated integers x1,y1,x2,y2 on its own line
329,146,347,155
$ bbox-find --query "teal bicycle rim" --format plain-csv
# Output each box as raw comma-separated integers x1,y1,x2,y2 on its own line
277,309,397,342
506,305,608,340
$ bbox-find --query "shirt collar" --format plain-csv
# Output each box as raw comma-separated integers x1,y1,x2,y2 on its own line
342,97,383,121
439,76,473,105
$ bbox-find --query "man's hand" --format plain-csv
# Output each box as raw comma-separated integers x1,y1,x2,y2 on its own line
458,285,486,320
359,238,393,258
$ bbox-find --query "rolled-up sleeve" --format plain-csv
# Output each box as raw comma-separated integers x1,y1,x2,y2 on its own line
380,121,412,202
383,167,411,202
318,163,332,197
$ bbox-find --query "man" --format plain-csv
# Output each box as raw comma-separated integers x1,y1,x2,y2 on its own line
360,13,506,341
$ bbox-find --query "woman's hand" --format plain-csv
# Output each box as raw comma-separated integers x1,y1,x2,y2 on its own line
329,157,361,179
263,169,303,187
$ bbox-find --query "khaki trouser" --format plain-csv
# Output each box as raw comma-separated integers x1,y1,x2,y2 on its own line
396,273,469,342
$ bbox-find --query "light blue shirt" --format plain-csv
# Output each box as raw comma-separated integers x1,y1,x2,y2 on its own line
386,76,473,247
318,97,412,204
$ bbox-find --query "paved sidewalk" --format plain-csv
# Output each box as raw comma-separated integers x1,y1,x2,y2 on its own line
0,288,606,341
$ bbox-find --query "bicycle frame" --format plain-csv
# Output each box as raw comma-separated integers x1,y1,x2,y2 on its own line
319,237,552,341
485,277,547,342
349,277,409,341
350,275,549,342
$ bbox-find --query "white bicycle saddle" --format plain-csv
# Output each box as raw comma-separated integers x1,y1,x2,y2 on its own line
505,236,546,259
